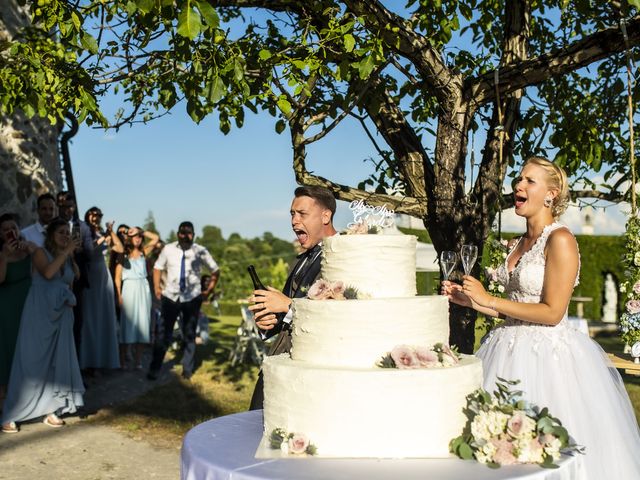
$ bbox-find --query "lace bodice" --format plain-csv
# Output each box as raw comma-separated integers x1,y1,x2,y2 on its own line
487,223,581,350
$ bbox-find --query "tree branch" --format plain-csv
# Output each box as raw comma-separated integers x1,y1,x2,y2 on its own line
465,15,640,107
342,0,460,106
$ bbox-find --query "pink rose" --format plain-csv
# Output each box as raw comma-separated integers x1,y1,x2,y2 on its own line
634,282,640,295
330,281,346,299
415,346,439,367
390,345,419,369
308,279,333,300
288,433,309,454
490,437,517,466
627,299,640,314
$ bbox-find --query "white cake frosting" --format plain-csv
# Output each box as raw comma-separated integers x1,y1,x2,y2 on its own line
261,354,483,458
321,234,417,298
291,295,449,368
259,231,483,459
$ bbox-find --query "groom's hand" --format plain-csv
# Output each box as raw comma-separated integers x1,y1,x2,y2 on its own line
249,288,292,331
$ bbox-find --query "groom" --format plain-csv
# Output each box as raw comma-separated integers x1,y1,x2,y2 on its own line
248,185,337,410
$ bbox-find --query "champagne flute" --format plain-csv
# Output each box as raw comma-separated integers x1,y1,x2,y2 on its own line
461,244,478,275
440,251,457,281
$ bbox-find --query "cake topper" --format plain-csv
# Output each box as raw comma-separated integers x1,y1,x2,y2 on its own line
348,199,395,230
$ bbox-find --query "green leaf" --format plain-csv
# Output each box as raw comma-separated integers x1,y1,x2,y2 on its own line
80,32,99,54
275,119,286,134
277,97,291,115
343,33,355,52
358,55,375,79
258,49,272,60
458,442,474,460
196,0,219,29
207,76,225,103
136,0,154,14
177,7,202,40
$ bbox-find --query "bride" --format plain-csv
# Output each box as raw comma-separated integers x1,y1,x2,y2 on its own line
442,157,640,478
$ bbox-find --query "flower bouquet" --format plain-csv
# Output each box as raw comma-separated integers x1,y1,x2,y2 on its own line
620,216,640,355
450,378,581,468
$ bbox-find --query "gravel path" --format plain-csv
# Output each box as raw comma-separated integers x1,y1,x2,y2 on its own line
0,365,180,480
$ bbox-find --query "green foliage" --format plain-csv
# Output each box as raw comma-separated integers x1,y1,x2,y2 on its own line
573,234,625,321
195,226,296,301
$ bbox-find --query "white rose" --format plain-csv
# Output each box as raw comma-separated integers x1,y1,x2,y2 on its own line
543,437,562,461
498,285,505,293
634,252,640,266
487,411,510,436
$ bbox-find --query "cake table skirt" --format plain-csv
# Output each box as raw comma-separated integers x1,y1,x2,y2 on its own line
181,411,582,480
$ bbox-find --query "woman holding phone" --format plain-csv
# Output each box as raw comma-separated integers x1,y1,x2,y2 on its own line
2,218,84,433
0,213,36,411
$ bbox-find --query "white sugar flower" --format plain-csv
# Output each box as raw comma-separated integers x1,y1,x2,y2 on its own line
280,441,289,454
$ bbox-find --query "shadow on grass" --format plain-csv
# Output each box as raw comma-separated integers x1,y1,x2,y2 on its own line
92,314,262,445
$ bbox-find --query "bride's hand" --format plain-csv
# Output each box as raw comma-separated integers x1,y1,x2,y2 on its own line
461,275,492,307
441,280,472,308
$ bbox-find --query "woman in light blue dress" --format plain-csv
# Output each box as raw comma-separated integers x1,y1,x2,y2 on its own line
115,226,159,370
1,218,84,433
80,207,123,370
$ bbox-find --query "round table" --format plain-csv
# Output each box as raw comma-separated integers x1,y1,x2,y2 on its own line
181,411,582,480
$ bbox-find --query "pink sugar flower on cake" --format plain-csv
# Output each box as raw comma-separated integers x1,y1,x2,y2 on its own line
288,433,310,454
390,345,419,368
330,281,346,300
308,279,333,300
414,346,439,367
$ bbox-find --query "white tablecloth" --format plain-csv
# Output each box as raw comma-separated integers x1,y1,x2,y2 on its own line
181,411,582,480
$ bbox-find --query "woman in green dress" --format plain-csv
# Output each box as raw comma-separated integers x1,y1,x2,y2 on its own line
0,213,35,409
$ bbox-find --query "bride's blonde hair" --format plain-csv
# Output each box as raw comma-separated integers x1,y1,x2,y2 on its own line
523,156,569,219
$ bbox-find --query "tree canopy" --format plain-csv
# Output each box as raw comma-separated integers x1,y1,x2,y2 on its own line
3,0,640,349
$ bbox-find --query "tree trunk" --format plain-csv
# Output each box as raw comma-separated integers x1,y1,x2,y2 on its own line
0,1,62,225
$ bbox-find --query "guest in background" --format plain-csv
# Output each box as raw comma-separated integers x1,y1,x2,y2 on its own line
79,207,123,373
1,218,84,433
115,227,159,370
148,221,219,380
58,192,92,361
109,224,130,317
146,240,165,345
0,214,36,410
21,193,57,247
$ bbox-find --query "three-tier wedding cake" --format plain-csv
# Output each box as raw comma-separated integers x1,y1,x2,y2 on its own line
257,230,483,458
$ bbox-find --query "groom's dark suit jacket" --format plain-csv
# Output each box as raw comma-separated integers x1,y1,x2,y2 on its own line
248,246,323,410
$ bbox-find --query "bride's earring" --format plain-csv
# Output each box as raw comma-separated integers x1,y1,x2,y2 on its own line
544,196,552,208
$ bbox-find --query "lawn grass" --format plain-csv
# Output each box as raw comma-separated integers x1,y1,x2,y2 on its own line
91,310,259,448
95,311,640,448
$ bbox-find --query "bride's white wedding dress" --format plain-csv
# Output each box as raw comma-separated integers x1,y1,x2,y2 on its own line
477,223,640,479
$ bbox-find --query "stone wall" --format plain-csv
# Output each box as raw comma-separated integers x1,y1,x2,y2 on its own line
0,0,63,226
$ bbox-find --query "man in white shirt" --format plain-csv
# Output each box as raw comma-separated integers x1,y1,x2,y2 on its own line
148,221,220,380
21,193,57,247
